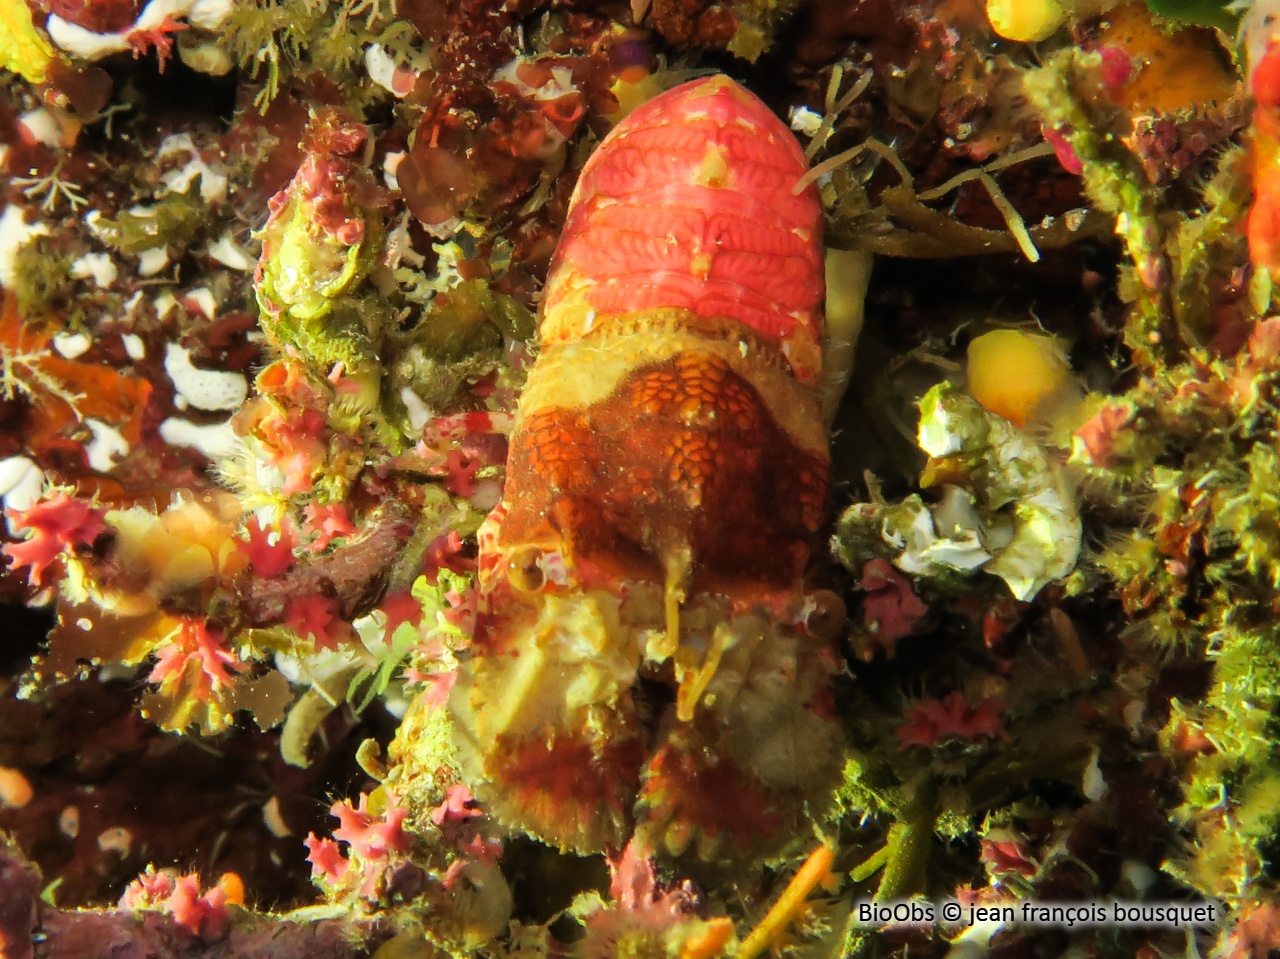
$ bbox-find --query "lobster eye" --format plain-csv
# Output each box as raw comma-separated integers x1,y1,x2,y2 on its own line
507,546,546,595
804,590,847,641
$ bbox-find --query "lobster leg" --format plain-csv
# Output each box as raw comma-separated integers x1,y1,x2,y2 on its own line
638,615,843,862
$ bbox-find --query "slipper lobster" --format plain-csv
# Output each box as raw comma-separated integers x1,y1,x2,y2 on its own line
447,76,844,861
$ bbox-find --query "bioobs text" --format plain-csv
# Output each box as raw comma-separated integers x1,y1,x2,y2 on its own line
856,899,1221,928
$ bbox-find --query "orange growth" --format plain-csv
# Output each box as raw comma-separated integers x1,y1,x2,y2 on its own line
736,844,836,959
1251,41,1280,282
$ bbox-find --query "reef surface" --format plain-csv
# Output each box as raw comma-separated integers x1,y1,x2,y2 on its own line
2,1,1279,957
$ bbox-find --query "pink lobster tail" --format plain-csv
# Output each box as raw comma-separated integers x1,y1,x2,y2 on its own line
541,75,825,382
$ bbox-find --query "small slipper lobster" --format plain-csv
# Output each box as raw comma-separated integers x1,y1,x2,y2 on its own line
448,76,845,862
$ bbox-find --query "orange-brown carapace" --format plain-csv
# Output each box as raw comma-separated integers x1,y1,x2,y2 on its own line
448,76,842,861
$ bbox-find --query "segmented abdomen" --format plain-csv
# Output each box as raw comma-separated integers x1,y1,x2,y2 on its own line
541,76,825,383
